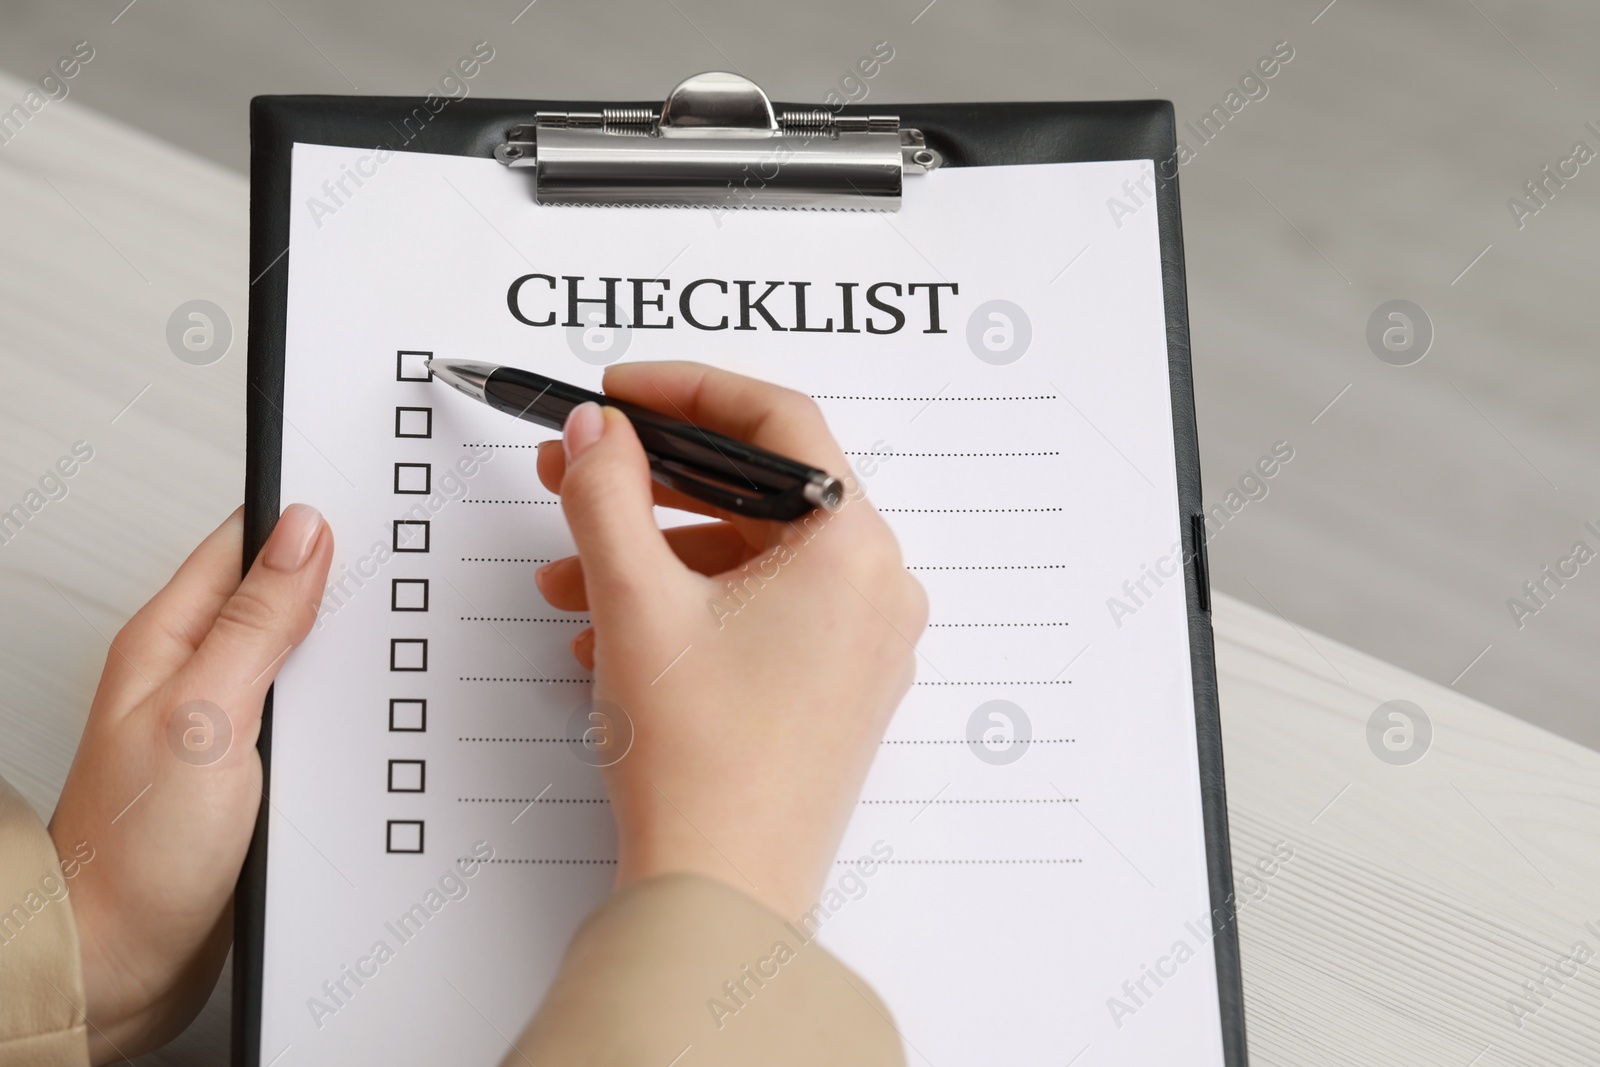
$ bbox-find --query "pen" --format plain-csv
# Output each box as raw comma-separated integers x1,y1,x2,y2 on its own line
427,359,845,521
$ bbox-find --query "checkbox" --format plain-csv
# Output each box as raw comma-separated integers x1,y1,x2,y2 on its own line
394,463,431,494
391,579,429,612
390,639,428,672
396,350,433,382
386,820,424,854
395,407,433,438
393,520,430,553
389,699,426,732
388,759,426,793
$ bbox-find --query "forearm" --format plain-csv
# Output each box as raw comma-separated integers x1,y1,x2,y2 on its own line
507,873,905,1067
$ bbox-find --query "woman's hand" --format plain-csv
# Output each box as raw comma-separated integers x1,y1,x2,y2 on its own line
535,362,927,920
48,504,332,1063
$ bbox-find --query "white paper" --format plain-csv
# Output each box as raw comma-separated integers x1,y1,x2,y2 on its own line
262,142,1224,1066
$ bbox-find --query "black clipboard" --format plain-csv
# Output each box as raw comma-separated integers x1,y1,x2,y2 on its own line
237,80,1244,1067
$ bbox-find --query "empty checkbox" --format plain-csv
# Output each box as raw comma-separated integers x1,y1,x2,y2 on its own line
395,407,432,438
391,579,429,611
389,699,426,732
393,520,430,553
386,820,424,854
390,639,428,672
396,350,433,382
388,760,426,793
394,463,431,494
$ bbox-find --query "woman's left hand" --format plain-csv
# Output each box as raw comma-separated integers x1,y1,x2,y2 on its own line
48,504,332,1063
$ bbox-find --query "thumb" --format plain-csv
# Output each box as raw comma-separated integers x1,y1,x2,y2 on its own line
172,503,332,726
557,403,684,618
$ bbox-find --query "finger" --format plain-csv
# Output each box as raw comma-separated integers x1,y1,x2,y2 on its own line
101,507,246,700
556,404,689,625
570,627,595,672
537,439,756,527
534,557,587,612
534,439,562,496
169,504,334,730
537,522,755,613
663,522,757,574
603,361,851,477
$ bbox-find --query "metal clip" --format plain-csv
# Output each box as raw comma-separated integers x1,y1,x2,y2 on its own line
494,72,940,210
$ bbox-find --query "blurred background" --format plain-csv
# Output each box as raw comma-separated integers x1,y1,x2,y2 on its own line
5,0,1592,744
0,2,1595,1058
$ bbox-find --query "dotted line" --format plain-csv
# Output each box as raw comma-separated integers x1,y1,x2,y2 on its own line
908,564,1070,571
463,499,558,505
460,616,589,624
460,737,1076,746
837,859,1083,865
880,507,1063,514
845,450,1061,457
461,796,1075,806
459,797,609,804
477,859,618,865
460,557,552,563
880,739,1075,745
459,677,592,684
913,680,1072,686
926,622,1069,628
860,798,1077,805
466,443,542,449
812,394,1057,402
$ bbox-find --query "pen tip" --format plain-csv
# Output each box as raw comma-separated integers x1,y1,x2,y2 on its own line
427,360,492,403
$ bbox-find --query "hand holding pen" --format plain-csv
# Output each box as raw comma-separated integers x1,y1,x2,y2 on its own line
523,361,927,921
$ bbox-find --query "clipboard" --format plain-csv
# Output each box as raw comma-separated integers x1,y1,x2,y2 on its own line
238,73,1245,1066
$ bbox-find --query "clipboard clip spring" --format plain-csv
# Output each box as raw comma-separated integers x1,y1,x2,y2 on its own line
494,72,940,211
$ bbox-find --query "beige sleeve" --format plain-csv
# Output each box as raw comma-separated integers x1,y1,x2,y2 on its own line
505,874,905,1067
0,778,90,1066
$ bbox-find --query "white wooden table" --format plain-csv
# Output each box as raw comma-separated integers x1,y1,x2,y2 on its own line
2,77,1596,1067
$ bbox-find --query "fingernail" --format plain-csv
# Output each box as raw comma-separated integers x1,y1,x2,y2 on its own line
262,503,323,572
563,402,604,462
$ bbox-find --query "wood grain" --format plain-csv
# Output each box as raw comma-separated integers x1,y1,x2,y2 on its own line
1218,593,1600,1066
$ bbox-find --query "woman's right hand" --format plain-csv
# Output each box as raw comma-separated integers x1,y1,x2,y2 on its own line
534,362,927,921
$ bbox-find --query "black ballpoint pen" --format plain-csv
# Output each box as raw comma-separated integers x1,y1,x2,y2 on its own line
426,359,845,521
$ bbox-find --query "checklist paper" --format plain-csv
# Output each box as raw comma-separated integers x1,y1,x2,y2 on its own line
261,143,1224,1067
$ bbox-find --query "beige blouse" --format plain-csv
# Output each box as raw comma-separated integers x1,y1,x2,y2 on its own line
0,778,89,1066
